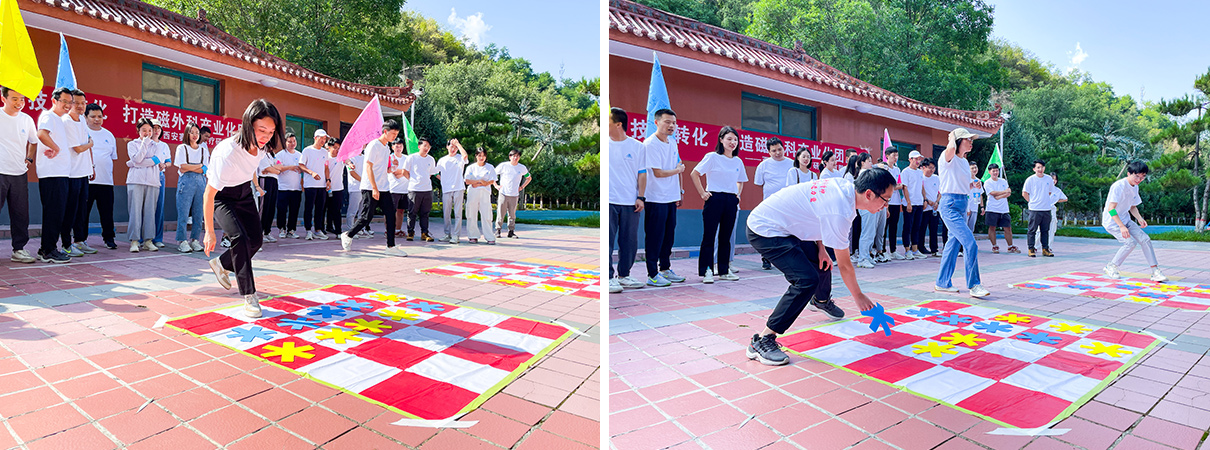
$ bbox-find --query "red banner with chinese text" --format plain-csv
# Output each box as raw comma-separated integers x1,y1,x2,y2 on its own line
22,87,241,148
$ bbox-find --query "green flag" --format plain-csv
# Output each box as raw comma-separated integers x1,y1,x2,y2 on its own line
981,143,1003,183
402,114,420,154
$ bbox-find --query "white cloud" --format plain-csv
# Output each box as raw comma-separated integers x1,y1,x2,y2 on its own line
447,8,491,48
1066,42,1088,74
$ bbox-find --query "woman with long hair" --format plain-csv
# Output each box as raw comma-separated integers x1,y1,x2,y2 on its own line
818,150,844,179
690,126,748,283
784,146,817,186
934,128,989,298
204,99,286,317
175,123,209,253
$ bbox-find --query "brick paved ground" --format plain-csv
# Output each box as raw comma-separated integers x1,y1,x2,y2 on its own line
0,222,600,449
610,236,1210,450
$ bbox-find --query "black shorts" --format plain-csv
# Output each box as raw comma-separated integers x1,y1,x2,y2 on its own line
985,211,1011,228
392,192,410,211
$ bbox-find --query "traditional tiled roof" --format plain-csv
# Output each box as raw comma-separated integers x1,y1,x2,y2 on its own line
609,0,1004,133
24,0,414,108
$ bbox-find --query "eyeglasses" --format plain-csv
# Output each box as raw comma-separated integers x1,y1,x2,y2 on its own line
877,194,892,207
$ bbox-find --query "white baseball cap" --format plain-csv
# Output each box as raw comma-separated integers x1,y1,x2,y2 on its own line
908,150,923,159
314,129,329,138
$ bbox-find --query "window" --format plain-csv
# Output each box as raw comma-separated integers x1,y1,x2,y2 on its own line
285,116,324,148
141,63,220,114
880,140,919,170
740,93,817,140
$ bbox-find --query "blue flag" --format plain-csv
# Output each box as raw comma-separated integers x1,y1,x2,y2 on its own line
55,33,75,90
645,52,670,139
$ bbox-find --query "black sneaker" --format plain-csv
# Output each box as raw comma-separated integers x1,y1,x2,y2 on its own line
808,296,845,320
761,259,772,270
104,239,118,250
38,249,70,264
746,334,789,366
507,232,518,239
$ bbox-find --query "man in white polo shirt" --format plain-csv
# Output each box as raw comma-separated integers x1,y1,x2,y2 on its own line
495,148,531,239
753,137,793,270
1021,159,1055,257
62,89,96,257
84,103,118,250
35,87,76,263
436,138,468,244
643,108,685,287
608,108,646,293
0,86,39,263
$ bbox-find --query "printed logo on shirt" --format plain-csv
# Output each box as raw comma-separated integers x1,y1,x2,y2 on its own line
808,180,828,202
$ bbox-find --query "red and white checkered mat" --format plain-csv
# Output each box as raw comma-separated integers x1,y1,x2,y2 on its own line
419,258,600,299
781,300,1159,428
1011,272,1210,311
167,285,573,420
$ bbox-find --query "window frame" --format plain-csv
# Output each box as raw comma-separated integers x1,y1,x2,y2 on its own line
740,92,817,140
141,63,221,115
285,115,325,148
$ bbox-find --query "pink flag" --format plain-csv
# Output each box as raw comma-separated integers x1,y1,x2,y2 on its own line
336,95,383,162
882,128,893,162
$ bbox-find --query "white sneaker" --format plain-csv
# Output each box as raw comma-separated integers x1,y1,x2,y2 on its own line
209,257,232,290
315,231,329,240
609,278,623,293
306,231,314,240
341,232,353,251
890,251,905,261
448,236,459,244
191,240,204,252
703,271,715,284
934,285,959,293
130,241,140,253
856,259,875,269
912,250,927,259
63,245,84,257
385,246,408,257
10,249,34,263
718,271,740,281
243,293,262,318
1151,268,1168,283
264,233,278,243
619,276,645,289
178,241,193,253
142,241,158,252
287,231,298,239
1103,263,1121,279
969,285,991,298
279,230,288,239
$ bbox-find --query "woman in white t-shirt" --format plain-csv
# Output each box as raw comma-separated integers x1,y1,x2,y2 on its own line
274,133,303,238
174,123,209,253
933,128,989,298
388,140,410,238
818,150,844,179
464,148,498,244
845,154,877,267
785,147,817,186
690,126,748,283
344,150,367,237
126,119,161,253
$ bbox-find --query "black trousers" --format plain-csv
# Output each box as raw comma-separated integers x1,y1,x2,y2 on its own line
887,205,902,252
63,177,88,246
87,184,115,242
1028,210,1052,250
408,190,432,235
259,177,278,235
905,206,923,249
214,183,263,296
920,210,940,253
644,201,677,278
849,212,862,254
699,192,738,276
347,190,396,247
609,203,640,278
39,177,70,254
325,189,345,234
0,173,30,251
302,187,326,232
748,227,833,334
276,190,301,232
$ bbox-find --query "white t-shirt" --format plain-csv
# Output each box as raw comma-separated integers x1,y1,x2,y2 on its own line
1104,178,1138,219
347,154,363,187
207,136,265,190
938,154,971,195
360,140,390,191
969,181,983,213
125,138,160,187
0,110,37,176
1050,187,1067,210
785,166,817,186
922,175,940,211
175,143,210,177
275,150,303,191
747,178,857,249
298,146,329,189
754,157,793,200
64,117,93,178
35,110,72,178
643,135,681,203
496,162,529,197
819,166,845,180
609,136,644,205
405,153,436,192
693,152,747,194
887,165,903,206
325,154,345,191
436,153,467,192
154,141,171,174
984,178,1009,213
388,153,409,194
1022,174,1054,211
464,163,495,194
87,127,117,185
900,167,924,206
257,153,278,180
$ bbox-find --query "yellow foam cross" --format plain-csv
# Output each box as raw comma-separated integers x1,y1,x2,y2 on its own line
315,327,363,345
344,318,392,334
1048,323,1091,334
496,279,533,287
562,277,595,284
378,309,421,322
1127,296,1158,304
462,274,493,281
260,342,315,363
912,341,959,357
994,313,1032,324
535,284,574,293
937,332,987,347
1080,342,1133,358
369,293,404,303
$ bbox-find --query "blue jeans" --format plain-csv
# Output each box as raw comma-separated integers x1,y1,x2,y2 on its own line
154,171,166,243
176,172,205,242
936,193,981,289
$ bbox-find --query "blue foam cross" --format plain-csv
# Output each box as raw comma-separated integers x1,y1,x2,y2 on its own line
305,305,348,319
973,321,1013,334
226,326,277,342
278,317,322,330
334,299,373,312
406,301,445,313
933,314,973,325
1069,284,1096,291
1021,283,1051,290
1015,331,1063,345
860,303,895,336
905,307,942,318
479,271,508,277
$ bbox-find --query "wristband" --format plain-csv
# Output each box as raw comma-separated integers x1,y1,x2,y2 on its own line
1109,209,1117,217
151,156,161,164
201,165,207,174
637,196,646,201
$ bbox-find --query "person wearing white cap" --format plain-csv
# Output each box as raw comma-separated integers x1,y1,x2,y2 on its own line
298,128,330,240
899,150,925,259
933,128,989,298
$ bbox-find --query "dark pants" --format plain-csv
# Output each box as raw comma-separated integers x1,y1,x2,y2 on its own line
408,190,433,235
214,183,263,296
87,184,115,242
39,177,69,254
905,206,923,249
259,177,278,235
62,177,88,246
302,187,326,232
920,210,940,253
1028,210,1052,250
276,190,301,232
325,189,345,234
0,174,30,251
700,192,738,276
347,190,396,247
748,227,833,334
609,203,640,278
849,212,862,254
887,205,901,252
644,201,677,278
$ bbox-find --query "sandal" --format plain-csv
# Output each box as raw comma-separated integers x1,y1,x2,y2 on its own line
1007,246,1021,254
992,246,1000,254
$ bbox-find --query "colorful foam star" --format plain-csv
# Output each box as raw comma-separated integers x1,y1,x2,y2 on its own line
334,299,373,312
306,305,348,319
938,332,986,347
1127,296,1158,304
405,301,445,313
994,314,1032,324
905,308,942,318
378,309,421,321
1015,331,1063,345
973,321,1014,334
463,274,492,281
1048,323,1090,334
226,326,277,343
911,342,959,358
315,327,364,344
1081,342,1133,358
535,285,574,293
278,318,323,330
933,314,973,325
369,293,404,303
344,318,392,334
260,342,315,363
495,279,533,287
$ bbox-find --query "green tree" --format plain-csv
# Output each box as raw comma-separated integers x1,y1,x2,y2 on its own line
1152,69,1210,230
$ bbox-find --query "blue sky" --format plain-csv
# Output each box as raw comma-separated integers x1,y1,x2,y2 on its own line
403,0,601,81
991,1,1209,105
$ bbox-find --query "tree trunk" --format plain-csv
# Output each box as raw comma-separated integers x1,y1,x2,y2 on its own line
1199,177,1210,232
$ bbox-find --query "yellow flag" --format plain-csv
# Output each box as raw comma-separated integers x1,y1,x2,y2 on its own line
0,0,43,99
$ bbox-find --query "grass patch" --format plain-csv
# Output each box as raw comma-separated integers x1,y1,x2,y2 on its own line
517,214,600,228
1056,228,1112,238
1056,227,1210,242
